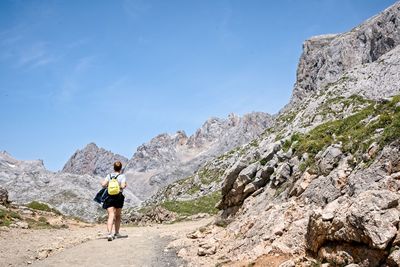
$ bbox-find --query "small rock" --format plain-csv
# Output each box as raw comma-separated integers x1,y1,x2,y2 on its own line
197,247,207,256
0,226,10,231
391,172,400,180
388,249,400,267
177,248,187,258
321,212,334,221
15,221,29,229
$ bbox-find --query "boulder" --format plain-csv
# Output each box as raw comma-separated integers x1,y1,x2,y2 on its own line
317,145,343,175
243,183,257,197
318,243,386,267
221,160,248,195
302,175,341,206
254,165,275,187
260,142,281,162
234,163,259,190
306,190,400,259
272,162,292,186
198,238,218,256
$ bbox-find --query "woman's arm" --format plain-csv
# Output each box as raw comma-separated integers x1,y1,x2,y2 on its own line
121,182,127,189
101,179,108,188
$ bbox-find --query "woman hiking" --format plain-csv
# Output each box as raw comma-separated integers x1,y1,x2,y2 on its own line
101,161,127,241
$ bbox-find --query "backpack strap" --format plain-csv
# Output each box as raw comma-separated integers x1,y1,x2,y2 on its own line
110,174,120,180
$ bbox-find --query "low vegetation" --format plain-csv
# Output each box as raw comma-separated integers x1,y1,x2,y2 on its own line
0,208,21,227
27,201,61,214
286,95,400,169
161,191,221,216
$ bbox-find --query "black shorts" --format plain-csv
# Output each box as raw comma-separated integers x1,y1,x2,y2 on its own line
103,193,125,209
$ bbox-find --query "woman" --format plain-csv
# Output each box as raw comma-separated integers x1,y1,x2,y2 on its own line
101,161,127,241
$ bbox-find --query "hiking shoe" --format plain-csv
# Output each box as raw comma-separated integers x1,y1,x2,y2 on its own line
107,234,113,241
113,233,122,239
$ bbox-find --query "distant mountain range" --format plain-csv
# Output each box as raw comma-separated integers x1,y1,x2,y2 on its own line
0,112,272,221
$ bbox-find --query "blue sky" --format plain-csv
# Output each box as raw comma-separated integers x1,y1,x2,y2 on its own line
0,0,397,171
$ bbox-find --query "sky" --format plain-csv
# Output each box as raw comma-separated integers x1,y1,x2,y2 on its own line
0,0,397,171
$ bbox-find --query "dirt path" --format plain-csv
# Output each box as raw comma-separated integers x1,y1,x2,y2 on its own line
29,219,211,267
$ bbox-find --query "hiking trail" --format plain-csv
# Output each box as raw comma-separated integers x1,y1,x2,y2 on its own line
1,218,211,267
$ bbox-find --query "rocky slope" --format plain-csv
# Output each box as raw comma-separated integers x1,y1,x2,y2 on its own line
62,143,128,178
124,112,273,200
145,2,400,266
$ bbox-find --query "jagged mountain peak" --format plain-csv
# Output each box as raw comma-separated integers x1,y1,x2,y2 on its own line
62,142,128,177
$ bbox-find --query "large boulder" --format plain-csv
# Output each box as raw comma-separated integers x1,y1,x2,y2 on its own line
306,190,400,265
221,160,248,195
234,163,259,191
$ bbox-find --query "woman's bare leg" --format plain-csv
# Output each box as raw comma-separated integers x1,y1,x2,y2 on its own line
107,207,115,234
114,208,122,234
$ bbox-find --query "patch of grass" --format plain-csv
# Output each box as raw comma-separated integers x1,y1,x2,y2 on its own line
161,191,221,216
282,132,302,152
26,218,66,230
187,184,201,195
9,211,21,220
0,209,12,227
249,139,259,147
291,95,400,165
27,201,61,214
278,112,296,124
198,167,224,185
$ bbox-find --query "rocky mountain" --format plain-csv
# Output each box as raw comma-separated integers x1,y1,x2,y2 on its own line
124,112,273,200
141,2,400,266
62,143,128,178
0,151,140,222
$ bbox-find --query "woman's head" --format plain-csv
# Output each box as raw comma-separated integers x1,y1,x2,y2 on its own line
114,161,122,172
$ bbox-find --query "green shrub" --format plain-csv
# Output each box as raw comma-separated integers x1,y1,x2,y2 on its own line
27,201,61,214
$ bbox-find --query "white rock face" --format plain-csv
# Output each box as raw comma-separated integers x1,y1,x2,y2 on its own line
290,2,400,106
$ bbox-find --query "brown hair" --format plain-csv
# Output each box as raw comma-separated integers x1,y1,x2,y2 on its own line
114,161,122,172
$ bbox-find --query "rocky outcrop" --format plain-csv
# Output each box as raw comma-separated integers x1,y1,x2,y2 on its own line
290,2,400,105
307,190,399,259
62,143,128,177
